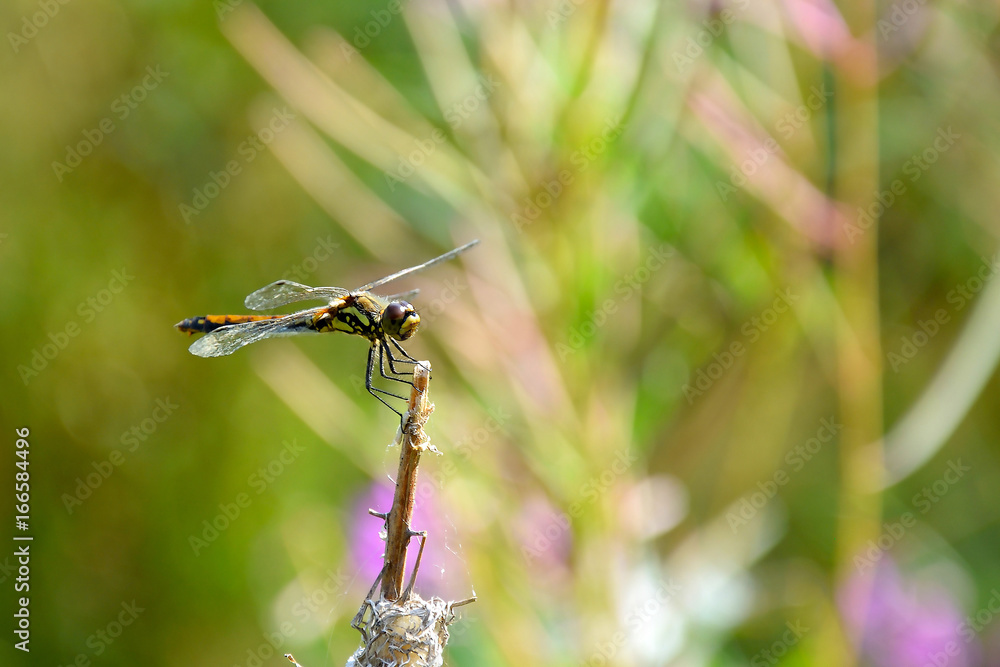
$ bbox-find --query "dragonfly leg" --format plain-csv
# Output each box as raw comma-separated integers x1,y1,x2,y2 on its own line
387,338,431,375
366,344,407,417
379,341,415,387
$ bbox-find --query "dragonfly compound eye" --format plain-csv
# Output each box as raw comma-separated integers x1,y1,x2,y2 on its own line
382,301,420,341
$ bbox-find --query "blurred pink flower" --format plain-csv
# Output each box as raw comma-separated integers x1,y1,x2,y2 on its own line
782,0,853,59
839,558,978,666
349,480,469,600
514,495,573,579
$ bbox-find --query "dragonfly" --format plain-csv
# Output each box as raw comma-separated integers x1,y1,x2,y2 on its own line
175,240,479,416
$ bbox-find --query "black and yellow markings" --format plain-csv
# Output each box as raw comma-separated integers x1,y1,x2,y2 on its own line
176,240,479,415
312,296,381,340
175,314,280,335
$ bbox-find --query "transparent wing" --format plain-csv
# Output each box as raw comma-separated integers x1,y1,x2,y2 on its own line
244,280,350,311
355,239,480,292
382,288,419,302
188,310,323,357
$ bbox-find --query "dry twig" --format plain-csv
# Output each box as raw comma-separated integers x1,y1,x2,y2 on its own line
344,362,474,667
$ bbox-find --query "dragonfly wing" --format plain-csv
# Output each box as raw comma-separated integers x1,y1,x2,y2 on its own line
381,288,419,302
188,311,321,357
355,240,479,292
244,280,349,311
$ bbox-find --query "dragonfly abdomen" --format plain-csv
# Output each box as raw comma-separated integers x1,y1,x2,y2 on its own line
175,314,283,335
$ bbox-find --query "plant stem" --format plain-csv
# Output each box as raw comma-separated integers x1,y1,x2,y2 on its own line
380,362,432,601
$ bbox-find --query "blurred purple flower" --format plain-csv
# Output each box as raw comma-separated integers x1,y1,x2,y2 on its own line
839,557,978,666
514,495,572,580
349,480,469,600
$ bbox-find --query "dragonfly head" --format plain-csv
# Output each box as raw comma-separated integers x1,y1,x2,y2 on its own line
381,301,420,341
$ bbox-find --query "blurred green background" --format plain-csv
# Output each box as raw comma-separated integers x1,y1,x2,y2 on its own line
3,0,1000,665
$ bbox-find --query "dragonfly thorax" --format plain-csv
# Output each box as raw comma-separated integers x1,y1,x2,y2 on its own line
381,300,420,341
310,296,419,342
